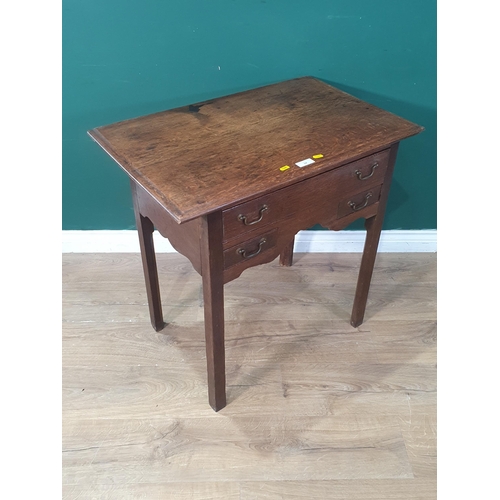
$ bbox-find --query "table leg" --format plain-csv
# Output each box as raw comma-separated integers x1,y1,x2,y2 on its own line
279,237,295,267
131,181,165,332
350,216,383,327
201,212,226,411
350,142,400,328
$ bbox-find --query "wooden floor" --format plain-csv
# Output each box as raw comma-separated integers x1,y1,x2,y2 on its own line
62,252,436,499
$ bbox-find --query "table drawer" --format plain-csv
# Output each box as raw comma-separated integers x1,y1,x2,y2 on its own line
223,194,279,243
223,229,278,270
337,185,382,219
331,148,389,193
222,149,390,241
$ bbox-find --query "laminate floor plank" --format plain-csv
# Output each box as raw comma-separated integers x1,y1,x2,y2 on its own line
398,414,437,479
63,281,201,306
62,482,240,500
219,283,435,323
62,253,199,282
62,252,436,499
63,362,285,420
227,252,437,286
63,319,435,367
239,479,437,499
63,363,435,420
225,319,436,365
63,252,436,292
63,415,412,485
281,362,436,394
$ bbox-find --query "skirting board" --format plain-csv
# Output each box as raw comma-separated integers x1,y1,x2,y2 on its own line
62,230,436,253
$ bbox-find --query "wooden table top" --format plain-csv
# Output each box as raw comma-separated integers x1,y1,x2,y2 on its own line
88,77,423,223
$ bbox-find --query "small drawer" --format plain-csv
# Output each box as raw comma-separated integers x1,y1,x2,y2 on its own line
223,229,277,269
333,149,390,193
223,193,284,242
337,185,382,219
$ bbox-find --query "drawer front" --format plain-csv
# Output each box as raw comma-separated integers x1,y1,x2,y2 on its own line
337,185,382,220
223,229,278,270
223,195,278,243
222,149,390,242
331,148,389,193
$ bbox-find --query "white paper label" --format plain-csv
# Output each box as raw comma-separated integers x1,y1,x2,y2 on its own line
295,158,315,168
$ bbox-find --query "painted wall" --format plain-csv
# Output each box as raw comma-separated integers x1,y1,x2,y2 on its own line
63,0,436,230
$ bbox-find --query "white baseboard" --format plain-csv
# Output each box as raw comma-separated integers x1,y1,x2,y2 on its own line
62,229,436,253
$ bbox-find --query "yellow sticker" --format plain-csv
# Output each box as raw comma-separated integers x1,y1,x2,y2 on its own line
280,165,290,171
312,154,324,159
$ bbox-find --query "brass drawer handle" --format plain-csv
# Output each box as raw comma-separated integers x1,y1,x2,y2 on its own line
238,238,267,259
355,163,378,180
238,205,268,226
349,192,373,212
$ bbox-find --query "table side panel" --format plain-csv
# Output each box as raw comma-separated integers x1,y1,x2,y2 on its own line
134,183,202,275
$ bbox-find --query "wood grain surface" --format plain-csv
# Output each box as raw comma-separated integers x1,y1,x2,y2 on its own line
62,252,436,499
88,77,423,223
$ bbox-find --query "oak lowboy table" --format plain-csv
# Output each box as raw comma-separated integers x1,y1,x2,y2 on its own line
89,77,423,411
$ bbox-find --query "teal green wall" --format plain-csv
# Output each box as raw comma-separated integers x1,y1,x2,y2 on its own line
63,0,436,230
